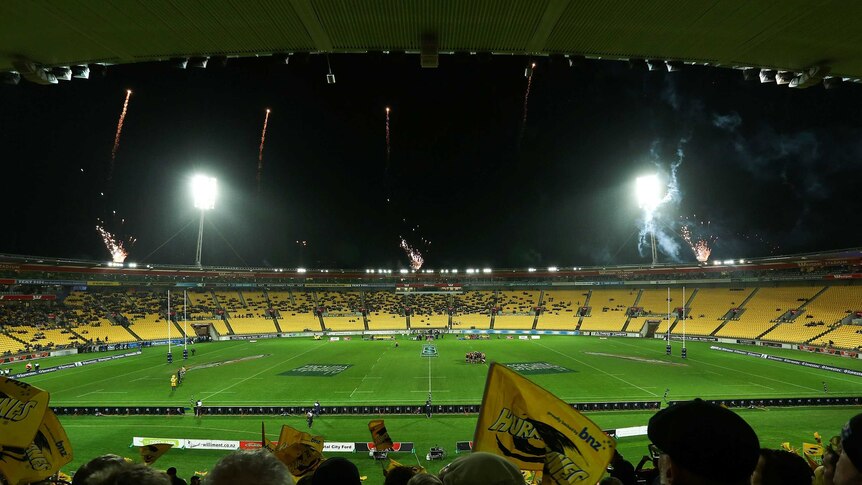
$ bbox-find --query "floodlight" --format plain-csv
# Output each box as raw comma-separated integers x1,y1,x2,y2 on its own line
72,65,89,79
482,268,492,274
548,266,559,272
297,268,307,273
400,269,409,274
191,175,217,210
636,175,663,210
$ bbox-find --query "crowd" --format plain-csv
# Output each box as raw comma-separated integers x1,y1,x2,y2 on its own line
32,402,861,485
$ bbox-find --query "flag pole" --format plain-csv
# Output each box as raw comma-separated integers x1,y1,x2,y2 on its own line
167,289,173,364
682,286,687,358
665,287,671,355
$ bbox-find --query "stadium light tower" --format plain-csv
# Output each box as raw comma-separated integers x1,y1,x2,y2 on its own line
191,175,217,267
636,174,663,266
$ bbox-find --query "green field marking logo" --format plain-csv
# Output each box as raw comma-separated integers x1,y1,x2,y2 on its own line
281,364,352,376
421,345,439,357
504,362,572,375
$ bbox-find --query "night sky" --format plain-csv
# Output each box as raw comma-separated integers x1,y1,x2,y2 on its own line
2,55,861,269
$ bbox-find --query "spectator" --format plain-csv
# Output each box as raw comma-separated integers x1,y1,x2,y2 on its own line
406,474,443,485
311,457,361,485
834,414,862,485
815,437,842,485
72,454,127,485
599,478,624,485
167,467,187,485
437,452,523,485
189,477,201,485
206,449,294,485
750,448,813,485
384,466,418,485
82,461,170,485
647,398,759,485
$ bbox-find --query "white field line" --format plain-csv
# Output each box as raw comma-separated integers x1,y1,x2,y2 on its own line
532,341,658,397
201,343,325,400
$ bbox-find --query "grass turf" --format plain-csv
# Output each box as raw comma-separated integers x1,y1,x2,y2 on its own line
13,336,862,482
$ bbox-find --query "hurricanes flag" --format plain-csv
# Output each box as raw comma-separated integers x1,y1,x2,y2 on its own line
473,363,616,484
369,419,394,451
0,409,73,485
267,425,324,478
803,443,824,457
140,443,173,465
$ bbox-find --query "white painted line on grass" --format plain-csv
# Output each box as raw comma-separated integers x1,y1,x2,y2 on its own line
532,341,659,397
76,389,104,398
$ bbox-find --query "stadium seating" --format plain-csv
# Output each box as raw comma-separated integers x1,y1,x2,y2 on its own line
452,291,493,329
229,316,278,334
536,290,585,330
269,291,320,332
214,291,244,314
673,288,753,336
626,288,676,333
74,319,137,343
128,313,181,340
408,293,450,328
184,291,217,319
578,289,638,332
240,291,271,317
811,324,862,350
0,332,24,355
365,291,406,330
493,291,538,330
715,287,820,339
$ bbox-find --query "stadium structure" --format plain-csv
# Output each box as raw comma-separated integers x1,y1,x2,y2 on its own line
4,248,862,364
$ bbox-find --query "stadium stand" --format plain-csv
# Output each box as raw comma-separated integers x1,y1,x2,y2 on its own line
364,291,406,330
269,291,320,332
452,291,493,329
493,290,539,329
184,291,217,319
626,288,675,333
579,289,638,332
671,288,753,336
536,290,585,330
214,291,244,314
239,291,271,317
229,316,278,334
715,287,820,339
407,293,450,328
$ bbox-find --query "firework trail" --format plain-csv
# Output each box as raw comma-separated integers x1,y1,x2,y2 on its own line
519,63,536,144
400,238,425,270
385,107,391,166
110,89,132,179
257,108,271,194
96,224,135,263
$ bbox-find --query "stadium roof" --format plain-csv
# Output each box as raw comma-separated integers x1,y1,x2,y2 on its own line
3,1,862,82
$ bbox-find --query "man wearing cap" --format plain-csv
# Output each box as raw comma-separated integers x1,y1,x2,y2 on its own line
647,398,760,485
834,413,862,485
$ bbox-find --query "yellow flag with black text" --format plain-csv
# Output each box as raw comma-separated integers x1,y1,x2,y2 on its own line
0,409,73,485
271,425,324,478
140,443,172,465
369,419,394,451
473,363,616,484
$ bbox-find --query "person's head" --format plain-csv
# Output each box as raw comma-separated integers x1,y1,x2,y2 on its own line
750,448,813,485
835,414,862,485
599,478,624,485
190,477,201,485
82,461,171,485
406,474,443,485
438,452,523,485
384,466,418,485
647,399,760,485
72,454,128,485
205,449,294,485
166,467,178,477
311,457,361,485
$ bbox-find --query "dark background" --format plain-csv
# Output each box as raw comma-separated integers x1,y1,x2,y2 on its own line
1,56,860,268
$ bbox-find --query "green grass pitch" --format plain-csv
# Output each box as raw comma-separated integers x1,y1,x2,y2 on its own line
16,336,862,483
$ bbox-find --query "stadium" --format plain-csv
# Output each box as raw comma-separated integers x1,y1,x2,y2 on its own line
3,2,862,484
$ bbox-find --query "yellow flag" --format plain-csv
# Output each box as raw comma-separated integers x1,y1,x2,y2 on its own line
271,425,323,478
473,363,616,484
140,443,173,465
0,376,50,448
803,443,824,457
369,419,394,451
0,409,73,485
262,422,276,452
781,442,795,453
386,457,425,476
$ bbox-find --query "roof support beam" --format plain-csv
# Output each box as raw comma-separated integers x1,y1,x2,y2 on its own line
526,0,572,53
288,0,333,52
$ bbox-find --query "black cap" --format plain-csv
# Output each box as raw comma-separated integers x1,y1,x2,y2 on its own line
841,413,862,472
647,399,759,481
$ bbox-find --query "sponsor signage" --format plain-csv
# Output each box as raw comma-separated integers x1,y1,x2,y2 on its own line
0,294,57,301
323,442,356,452
503,362,573,375
132,437,185,448
9,351,141,378
669,335,717,342
710,346,862,377
356,442,414,453
184,439,240,450
228,334,280,340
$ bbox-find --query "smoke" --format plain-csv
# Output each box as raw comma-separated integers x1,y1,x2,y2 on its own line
637,138,687,262
712,112,742,131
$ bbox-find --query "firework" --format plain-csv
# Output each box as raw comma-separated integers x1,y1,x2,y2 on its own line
257,109,271,194
385,107,391,164
96,225,135,263
519,63,536,143
400,238,424,270
680,219,717,263
110,89,132,178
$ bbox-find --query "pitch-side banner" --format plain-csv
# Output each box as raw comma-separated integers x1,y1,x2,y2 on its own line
137,437,358,452
473,363,616,484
